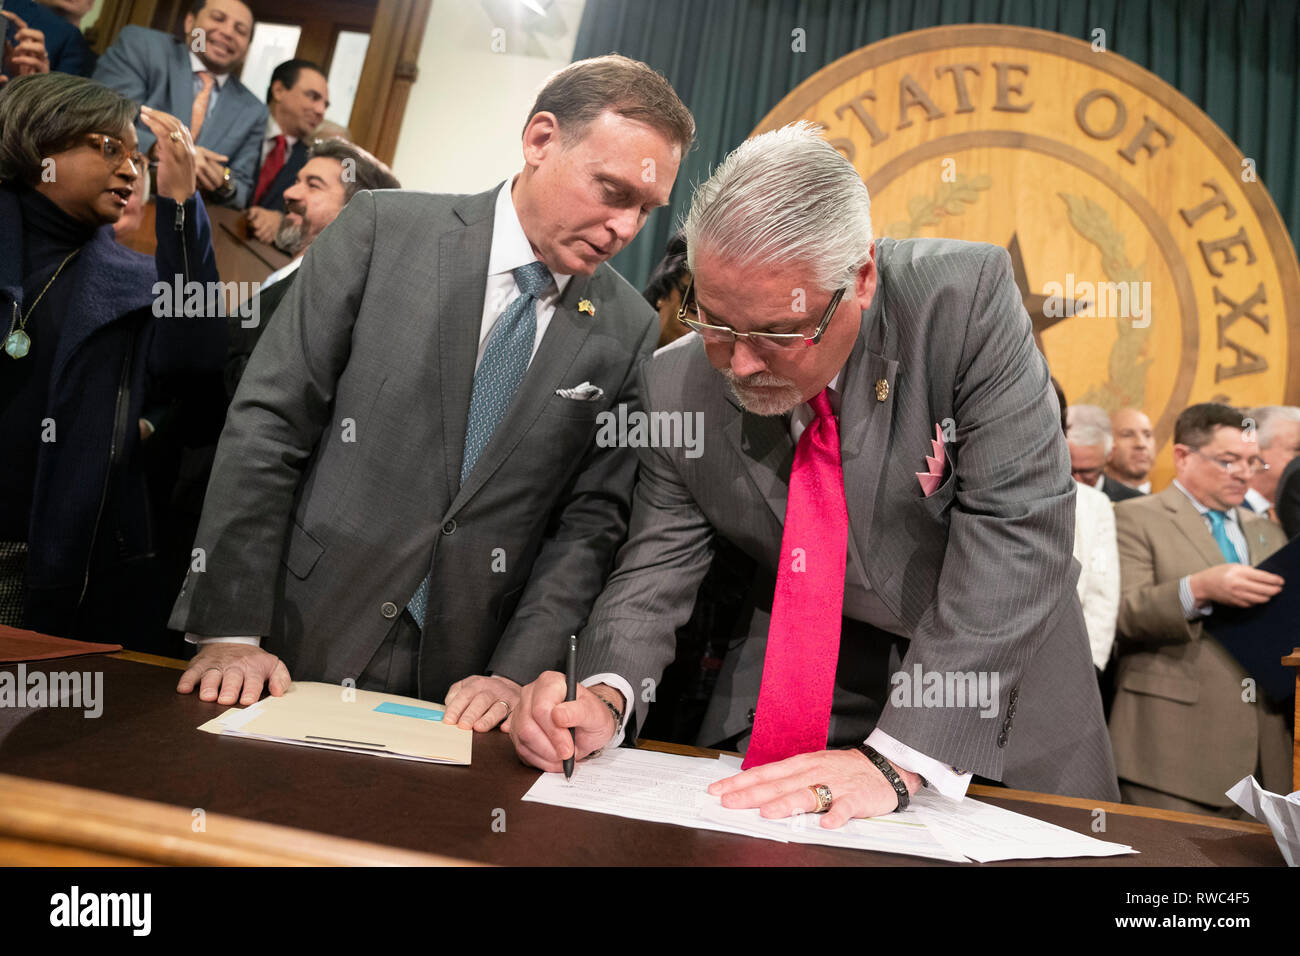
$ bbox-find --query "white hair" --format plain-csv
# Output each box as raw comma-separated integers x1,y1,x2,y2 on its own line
1066,404,1113,455
1246,405,1300,449
681,121,873,292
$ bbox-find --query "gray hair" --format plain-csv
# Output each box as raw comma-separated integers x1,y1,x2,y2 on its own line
682,121,873,292
1066,404,1113,455
1245,405,1300,449
0,73,137,184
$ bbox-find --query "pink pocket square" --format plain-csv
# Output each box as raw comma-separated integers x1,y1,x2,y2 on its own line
916,423,947,496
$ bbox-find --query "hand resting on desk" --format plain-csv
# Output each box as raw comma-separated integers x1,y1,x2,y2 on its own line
176,641,291,706
442,674,521,732
710,749,923,829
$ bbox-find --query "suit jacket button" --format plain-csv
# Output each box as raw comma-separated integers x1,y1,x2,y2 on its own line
997,732,1008,748
746,708,755,723
381,601,398,619
441,519,457,535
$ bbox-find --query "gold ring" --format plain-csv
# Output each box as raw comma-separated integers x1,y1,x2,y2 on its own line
169,130,183,142
809,783,833,813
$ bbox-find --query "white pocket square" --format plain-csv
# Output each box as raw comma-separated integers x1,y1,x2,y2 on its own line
555,381,604,401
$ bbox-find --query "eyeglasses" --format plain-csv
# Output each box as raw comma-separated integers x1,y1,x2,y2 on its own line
83,133,145,172
1187,448,1267,476
676,274,846,350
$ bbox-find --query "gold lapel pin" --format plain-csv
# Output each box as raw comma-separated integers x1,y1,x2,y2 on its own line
578,299,595,316
875,379,889,402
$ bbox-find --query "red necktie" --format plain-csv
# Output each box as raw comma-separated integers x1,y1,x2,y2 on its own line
253,135,287,206
743,388,848,769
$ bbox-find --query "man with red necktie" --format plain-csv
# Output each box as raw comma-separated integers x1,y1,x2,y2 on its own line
245,59,329,244
510,123,1119,826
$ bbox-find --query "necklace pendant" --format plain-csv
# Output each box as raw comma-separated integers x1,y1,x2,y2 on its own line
4,329,31,359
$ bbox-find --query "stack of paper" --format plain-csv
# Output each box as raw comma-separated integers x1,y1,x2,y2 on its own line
198,681,472,764
523,748,1135,862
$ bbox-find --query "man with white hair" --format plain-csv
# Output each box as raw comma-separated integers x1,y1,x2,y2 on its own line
1068,404,1142,502
509,123,1118,824
1244,405,1300,521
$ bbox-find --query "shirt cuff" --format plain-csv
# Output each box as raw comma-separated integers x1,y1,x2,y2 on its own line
866,728,972,801
583,673,632,748
1178,575,1212,619
187,634,262,646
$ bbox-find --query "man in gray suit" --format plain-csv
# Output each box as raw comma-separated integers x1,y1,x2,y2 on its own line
170,55,694,731
511,124,1118,825
93,0,265,207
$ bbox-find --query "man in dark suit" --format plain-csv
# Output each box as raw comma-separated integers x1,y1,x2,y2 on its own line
1068,404,1144,502
170,56,695,736
1243,405,1300,524
511,125,1119,824
244,59,328,244
92,0,266,207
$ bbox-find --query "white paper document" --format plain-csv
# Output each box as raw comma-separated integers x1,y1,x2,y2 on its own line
522,748,1134,862
1227,775,1300,866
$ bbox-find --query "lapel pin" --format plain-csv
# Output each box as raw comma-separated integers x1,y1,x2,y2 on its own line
875,379,889,402
578,299,595,316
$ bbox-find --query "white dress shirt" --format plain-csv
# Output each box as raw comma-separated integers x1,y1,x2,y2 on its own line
1073,481,1119,669
261,256,303,290
1243,487,1272,515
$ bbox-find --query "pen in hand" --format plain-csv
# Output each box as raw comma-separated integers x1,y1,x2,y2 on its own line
563,634,577,781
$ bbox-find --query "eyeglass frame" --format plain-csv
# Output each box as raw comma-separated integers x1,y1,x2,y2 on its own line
675,273,848,349
1183,446,1267,476
76,132,145,173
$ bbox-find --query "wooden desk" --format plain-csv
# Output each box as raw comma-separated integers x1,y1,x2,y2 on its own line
0,654,1283,867
116,201,290,299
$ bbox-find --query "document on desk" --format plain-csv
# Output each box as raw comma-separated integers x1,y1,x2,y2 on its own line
523,749,1135,862
197,681,472,764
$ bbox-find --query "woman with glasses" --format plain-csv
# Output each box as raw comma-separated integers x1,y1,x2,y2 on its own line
0,72,225,642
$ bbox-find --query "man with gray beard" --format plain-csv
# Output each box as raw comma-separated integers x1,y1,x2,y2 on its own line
227,137,399,393
511,123,1118,824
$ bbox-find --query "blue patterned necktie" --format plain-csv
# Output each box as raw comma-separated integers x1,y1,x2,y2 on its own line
407,260,554,629
1206,509,1242,564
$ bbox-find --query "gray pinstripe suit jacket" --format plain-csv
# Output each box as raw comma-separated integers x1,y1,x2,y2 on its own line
578,237,1120,802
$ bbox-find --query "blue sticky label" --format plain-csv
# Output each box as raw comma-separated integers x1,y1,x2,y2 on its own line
374,702,445,721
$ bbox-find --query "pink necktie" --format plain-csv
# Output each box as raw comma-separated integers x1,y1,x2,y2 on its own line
191,71,215,141
743,388,848,769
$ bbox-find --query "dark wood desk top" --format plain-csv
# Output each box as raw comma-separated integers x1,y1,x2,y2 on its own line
0,656,1284,866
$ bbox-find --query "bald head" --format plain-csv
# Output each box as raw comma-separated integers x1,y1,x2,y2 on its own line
1106,407,1153,488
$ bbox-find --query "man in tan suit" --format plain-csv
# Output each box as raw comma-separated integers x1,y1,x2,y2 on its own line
1110,403,1290,817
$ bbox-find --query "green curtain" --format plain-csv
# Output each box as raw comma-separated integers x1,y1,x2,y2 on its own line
573,0,1300,292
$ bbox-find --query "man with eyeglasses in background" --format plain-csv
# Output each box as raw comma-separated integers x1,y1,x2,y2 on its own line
1109,402,1290,818
510,123,1119,827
